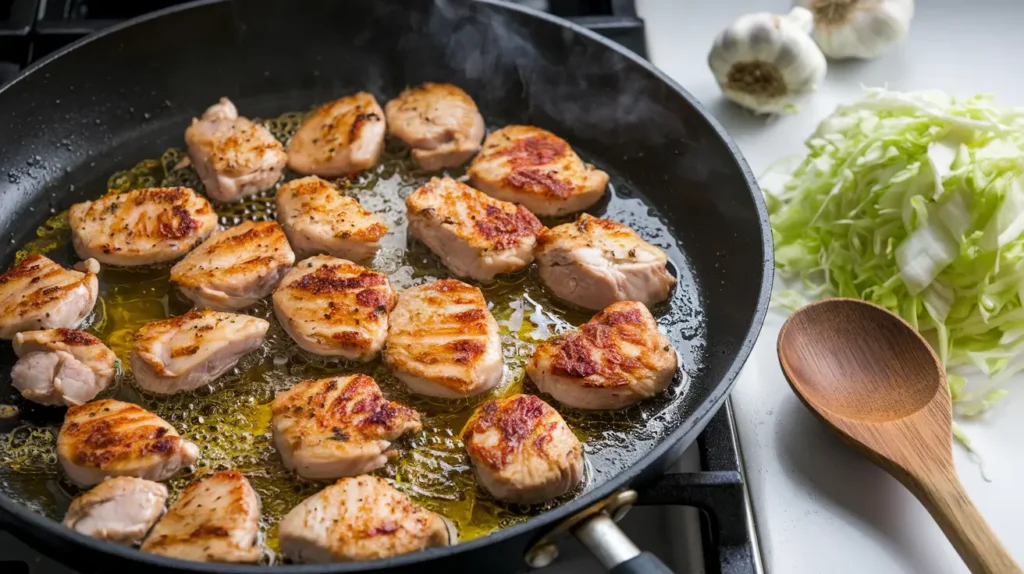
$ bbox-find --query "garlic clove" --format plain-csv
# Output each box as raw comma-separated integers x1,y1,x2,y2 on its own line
708,7,827,115
796,0,915,60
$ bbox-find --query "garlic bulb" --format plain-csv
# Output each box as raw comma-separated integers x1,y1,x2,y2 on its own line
708,7,826,115
795,0,914,59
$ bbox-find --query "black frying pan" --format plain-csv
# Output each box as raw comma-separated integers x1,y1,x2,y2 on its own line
0,0,772,572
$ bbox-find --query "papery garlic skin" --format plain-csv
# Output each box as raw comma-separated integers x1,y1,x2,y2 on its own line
708,7,827,115
796,0,914,59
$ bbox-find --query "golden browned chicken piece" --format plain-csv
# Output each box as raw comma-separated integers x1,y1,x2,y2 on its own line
271,374,421,480
69,187,218,266
467,125,608,216
385,279,503,398
286,92,386,177
461,394,584,504
385,82,485,171
275,176,388,261
11,328,117,406
170,221,296,310
278,476,450,563
63,476,168,545
141,470,261,563
536,214,677,310
405,176,543,281
527,301,678,410
184,97,288,202
273,255,395,361
0,254,98,339
130,309,269,395
57,399,199,487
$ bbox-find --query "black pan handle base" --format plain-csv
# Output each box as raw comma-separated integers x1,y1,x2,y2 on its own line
610,552,675,574
573,513,675,573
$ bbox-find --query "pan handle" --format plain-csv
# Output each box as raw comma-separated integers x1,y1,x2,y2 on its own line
573,512,674,574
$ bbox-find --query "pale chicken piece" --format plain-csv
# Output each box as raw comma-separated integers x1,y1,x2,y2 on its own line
130,309,269,395
63,477,168,545
275,176,388,261
461,394,584,504
57,399,199,487
69,187,218,266
527,301,679,410
286,92,386,177
271,374,421,480
170,221,296,310
0,254,98,339
405,177,543,281
185,97,288,202
467,125,609,216
279,476,449,564
141,470,261,563
11,328,117,406
536,214,677,310
385,279,503,398
385,82,485,171
272,255,395,361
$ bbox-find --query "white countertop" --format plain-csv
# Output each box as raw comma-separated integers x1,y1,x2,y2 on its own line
636,0,1024,572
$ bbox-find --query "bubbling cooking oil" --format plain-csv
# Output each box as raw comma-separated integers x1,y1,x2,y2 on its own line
0,110,704,563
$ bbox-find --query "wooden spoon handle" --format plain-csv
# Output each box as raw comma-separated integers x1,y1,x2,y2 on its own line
915,470,1022,574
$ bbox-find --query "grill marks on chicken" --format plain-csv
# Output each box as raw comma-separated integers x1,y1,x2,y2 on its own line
273,255,395,361
536,214,677,310
185,97,288,203
275,176,388,262
57,399,199,487
11,328,116,406
130,309,269,395
0,254,98,339
141,470,261,563
405,176,543,281
286,92,386,177
170,221,296,310
279,476,450,563
527,301,679,410
468,126,609,216
385,279,503,398
385,82,485,171
63,476,168,545
69,187,218,266
271,375,421,481
461,394,584,504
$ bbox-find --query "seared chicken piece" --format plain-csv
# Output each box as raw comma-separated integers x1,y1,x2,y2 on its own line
287,92,386,177
130,309,269,395
11,328,117,406
386,279,502,398
0,254,98,339
467,125,609,216
275,176,388,261
63,477,168,545
141,470,261,563
170,221,296,310
536,214,676,310
405,177,543,281
279,476,449,563
185,97,288,202
69,187,218,266
462,394,583,504
271,374,421,480
527,301,678,410
273,255,395,361
385,82,485,171
57,399,199,487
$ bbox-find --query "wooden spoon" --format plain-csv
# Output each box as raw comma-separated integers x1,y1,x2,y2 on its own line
777,298,1022,574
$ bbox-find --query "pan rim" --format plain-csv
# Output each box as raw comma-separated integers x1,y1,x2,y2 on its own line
0,0,775,571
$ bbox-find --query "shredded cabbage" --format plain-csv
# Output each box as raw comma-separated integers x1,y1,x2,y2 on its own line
765,87,1024,416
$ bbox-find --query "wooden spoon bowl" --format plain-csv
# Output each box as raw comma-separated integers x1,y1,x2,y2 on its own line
778,298,1021,574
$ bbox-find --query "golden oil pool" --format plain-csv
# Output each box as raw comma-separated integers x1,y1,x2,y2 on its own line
0,110,705,564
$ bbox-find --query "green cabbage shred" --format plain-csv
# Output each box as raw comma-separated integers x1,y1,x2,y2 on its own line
765,87,1024,417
